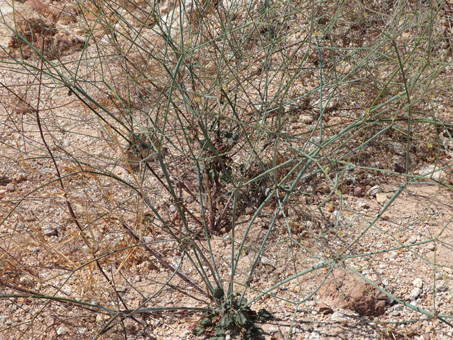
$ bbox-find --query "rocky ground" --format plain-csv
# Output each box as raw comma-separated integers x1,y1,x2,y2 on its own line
1,0,453,339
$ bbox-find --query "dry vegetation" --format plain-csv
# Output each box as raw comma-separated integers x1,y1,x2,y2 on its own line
1,0,453,339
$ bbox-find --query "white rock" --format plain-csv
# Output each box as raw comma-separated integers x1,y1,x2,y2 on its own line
436,283,448,292
56,326,68,335
300,115,314,124
143,236,153,244
96,314,107,323
413,278,423,288
305,221,314,228
309,331,320,340
357,201,370,209
42,226,58,237
77,328,87,334
410,287,422,299
261,256,275,268
409,236,418,244
330,312,347,322
417,164,446,182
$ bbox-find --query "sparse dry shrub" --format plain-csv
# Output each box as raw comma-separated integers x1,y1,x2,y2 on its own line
1,0,453,339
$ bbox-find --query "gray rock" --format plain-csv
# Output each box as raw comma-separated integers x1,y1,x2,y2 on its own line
6,183,15,192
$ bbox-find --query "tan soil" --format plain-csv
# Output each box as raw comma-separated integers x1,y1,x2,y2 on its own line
1,1,453,340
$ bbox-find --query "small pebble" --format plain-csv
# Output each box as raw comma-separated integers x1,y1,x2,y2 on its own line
410,287,422,299
261,256,275,269
376,192,388,203
309,331,320,340
268,327,278,333
357,201,369,209
42,226,58,237
330,312,347,322
437,285,448,292
413,278,423,288
353,187,364,197
56,326,68,335
300,115,314,124
6,183,15,192
390,142,406,156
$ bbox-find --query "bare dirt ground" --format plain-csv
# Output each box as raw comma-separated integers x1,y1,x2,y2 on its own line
1,0,453,339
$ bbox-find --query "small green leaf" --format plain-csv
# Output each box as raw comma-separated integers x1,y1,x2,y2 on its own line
208,336,225,340
219,314,230,328
200,318,213,327
214,327,226,336
234,312,247,326
193,326,205,335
